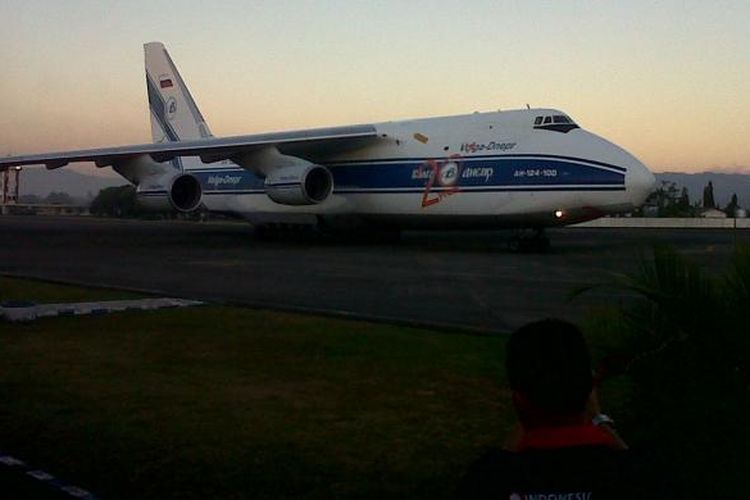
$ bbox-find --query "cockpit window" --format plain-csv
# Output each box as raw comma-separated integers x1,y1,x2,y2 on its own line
533,114,580,133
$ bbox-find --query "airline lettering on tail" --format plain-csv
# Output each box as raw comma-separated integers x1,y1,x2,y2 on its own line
160,78,173,88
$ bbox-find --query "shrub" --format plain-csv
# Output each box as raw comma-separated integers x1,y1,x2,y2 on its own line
577,246,750,497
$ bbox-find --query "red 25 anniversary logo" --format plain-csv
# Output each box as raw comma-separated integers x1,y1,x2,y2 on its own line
417,154,463,208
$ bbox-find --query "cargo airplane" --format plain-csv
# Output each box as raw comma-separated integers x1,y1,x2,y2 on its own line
0,42,655,250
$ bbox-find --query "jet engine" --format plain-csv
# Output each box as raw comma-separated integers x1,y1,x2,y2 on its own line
169,173,203,212
264,164,333,206
136,173,203,213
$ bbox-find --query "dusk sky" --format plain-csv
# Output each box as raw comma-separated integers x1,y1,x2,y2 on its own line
1,0,748,175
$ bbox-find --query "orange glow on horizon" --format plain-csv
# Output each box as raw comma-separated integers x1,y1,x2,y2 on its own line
1,2,747,174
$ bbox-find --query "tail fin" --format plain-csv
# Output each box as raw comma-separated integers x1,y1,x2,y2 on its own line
144,42,213,145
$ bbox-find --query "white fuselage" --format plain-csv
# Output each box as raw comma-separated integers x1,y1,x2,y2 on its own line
183,109,655,229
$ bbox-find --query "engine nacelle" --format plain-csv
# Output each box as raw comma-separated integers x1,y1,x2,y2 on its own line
169,173,203,212
136,173,203,213
264,164,334,206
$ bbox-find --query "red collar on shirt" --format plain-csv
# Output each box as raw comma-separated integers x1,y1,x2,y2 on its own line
517,424,619,451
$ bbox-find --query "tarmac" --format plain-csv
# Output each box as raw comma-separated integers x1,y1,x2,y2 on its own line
2,215,748,333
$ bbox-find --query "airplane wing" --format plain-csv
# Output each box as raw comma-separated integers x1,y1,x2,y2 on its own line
0,124,380,171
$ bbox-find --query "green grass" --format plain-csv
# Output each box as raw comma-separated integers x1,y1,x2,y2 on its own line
0,275,145,303
0,277,640,498
0,278,512,499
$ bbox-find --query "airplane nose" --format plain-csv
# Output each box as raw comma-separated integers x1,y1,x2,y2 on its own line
626,160,656,207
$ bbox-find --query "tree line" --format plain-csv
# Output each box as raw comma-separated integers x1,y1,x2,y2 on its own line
642,180,742,217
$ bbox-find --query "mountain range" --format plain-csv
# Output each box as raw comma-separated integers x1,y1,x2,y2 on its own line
17,167,123,200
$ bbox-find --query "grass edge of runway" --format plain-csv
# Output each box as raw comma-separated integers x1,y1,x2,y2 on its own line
1,272,511,337
0,277,514,498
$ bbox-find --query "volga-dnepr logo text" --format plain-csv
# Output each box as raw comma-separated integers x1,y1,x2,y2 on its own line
460,141,516,154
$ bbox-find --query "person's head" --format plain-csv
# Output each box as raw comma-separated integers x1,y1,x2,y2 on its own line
506,319,593,426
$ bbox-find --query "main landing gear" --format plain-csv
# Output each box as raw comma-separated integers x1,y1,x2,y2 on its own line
507,228,550,253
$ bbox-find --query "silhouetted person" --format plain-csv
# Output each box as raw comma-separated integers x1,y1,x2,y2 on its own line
459,319,655,498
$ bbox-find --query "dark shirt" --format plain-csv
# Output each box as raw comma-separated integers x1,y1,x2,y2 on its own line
458,425,658,499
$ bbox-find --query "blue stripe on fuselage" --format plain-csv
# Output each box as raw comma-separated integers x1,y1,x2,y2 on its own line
188,156,626,195
328,153,628,173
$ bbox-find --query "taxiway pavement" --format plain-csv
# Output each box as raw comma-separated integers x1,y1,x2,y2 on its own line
3,216,747,332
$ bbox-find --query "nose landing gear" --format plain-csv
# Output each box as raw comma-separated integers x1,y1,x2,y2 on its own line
508,228,550,253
